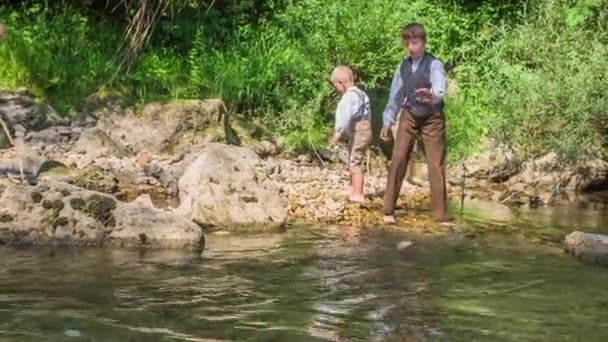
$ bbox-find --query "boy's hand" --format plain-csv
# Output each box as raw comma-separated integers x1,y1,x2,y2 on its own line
415,88,433,102
380,128,391,142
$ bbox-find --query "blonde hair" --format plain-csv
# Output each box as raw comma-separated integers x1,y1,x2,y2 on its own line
330,66,354,83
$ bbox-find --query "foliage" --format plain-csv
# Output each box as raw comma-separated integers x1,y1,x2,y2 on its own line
0,2,121,114
478,0,608,159
0,0,606,162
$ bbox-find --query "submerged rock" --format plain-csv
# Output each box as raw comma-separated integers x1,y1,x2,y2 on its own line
564,231,608,266
397,240,414,250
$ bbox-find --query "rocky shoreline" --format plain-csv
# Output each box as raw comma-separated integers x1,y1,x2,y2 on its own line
1,90,607,251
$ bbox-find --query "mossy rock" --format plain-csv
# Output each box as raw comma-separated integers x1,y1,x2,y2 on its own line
41,165,72,175
41,199,65,211
161,123,229,154
84,194,116,227
70,166,120,195
69,197,86,211
36,160,68,177
42,208,60,227
52,216,70,228
80,88,132,115
40,165,121,196
0,128,11,149
231,114,272,141
0,213,14,223
30,191,43,203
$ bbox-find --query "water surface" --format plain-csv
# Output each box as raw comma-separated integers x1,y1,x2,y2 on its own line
1,198,607,341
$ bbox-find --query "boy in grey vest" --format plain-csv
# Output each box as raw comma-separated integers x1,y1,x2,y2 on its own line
380,23,451,225
329,66,372,203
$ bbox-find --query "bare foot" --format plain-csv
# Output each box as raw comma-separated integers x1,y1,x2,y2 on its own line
438,221,456,227
348,195,365,203
383,215,396,224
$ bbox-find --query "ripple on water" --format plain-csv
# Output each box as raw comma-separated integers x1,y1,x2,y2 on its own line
1,202,608,341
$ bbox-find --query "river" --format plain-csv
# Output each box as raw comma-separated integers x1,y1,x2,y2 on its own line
1,197,607,341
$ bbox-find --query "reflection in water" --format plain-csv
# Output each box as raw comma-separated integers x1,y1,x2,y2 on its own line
456,197,608,235
0,199,607,341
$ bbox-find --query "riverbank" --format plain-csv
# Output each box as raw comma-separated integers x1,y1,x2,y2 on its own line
1,90,607,249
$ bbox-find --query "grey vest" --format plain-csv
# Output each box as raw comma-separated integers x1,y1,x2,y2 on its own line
400,52,444,118
346,87,371,122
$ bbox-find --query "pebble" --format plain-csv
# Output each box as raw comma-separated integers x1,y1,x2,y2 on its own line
64,329,82,338
397,241,414,250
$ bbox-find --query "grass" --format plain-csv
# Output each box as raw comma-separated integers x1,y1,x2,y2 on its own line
0,0,606,163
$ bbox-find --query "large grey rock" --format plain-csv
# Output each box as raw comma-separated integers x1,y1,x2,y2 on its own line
176,143,287,228
500,153,608,205
0,180,204,251
0,155,51,178
0,90,67,148
74,127,132,159
25,125,81,146
564,231,608,266
97,99,228,155
0,90,62,131
449,140,608,206
448,140,520,184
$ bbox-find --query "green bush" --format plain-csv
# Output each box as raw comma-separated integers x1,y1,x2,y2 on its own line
0,3,121,114
0,0,605,162
479,0,608,159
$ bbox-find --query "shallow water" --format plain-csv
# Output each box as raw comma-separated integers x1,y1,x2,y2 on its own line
1,198,607,341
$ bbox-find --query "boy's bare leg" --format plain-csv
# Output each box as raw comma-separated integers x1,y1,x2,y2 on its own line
348,120,371,203
349,171,365,203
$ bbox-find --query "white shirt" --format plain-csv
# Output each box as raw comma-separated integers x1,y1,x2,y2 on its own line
334,86,371,136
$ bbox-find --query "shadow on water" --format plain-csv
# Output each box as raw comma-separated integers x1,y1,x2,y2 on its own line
1,197,608,341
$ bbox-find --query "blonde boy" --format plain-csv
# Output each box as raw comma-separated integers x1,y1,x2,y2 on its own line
329,66,372,203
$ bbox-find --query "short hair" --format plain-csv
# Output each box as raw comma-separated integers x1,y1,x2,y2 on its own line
330,65,354,83
401,23,426,42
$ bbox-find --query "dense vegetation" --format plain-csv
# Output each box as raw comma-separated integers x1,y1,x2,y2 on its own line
0,0,606,162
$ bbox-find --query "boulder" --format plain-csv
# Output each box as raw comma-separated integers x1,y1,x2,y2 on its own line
176,143,287,228
501,153,608,206
73,127,132,159
97,99,229,155
38,165,175,208
0,90,63,131
0,90,66,148
39,165,120,195
0,180,204,251
564,231,608,266
448,140,519,185
0,154,52,179
25,125,81,147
